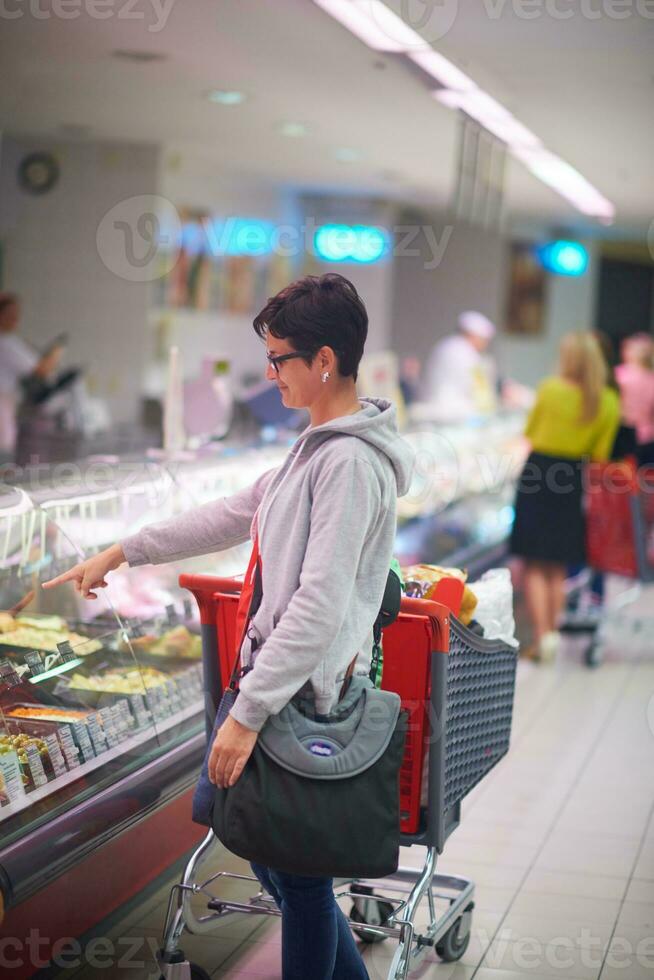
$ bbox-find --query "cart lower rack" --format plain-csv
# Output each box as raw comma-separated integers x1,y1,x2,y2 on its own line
156,574,518,980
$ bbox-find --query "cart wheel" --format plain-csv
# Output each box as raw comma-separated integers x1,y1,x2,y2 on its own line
435,905,473,962
584,637,602,668
159,964,211,980
350,899,395,944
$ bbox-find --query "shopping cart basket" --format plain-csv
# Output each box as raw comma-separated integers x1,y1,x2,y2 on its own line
561,460,654,667
156,574,518,980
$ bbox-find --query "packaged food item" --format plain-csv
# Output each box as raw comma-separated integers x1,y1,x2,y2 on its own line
402,564,478,626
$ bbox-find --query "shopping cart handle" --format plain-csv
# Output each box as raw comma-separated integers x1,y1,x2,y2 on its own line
179,573,451,646
179,573,243,624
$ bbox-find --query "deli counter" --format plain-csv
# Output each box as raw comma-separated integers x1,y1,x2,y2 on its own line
0,412,525,967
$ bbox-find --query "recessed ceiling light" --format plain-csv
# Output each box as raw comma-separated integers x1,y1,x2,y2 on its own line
334,147,361,163
207,90,247,106
112,50,167,63
279,122,308,138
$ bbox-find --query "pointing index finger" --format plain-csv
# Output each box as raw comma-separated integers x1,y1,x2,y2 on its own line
42,567,79,590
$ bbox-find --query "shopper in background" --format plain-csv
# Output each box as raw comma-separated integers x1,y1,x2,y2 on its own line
615,333,654,467
0,293,64,455
44,273,414,980
421,310,497,418
510,332,620,661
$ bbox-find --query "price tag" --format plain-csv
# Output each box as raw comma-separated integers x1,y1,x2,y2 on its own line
57,641,77,663
57,727,80,769
165,603,178,626
25,744,48,789
0,659,21,689
24,651,45,677
72,721,97,762
44,734,68,777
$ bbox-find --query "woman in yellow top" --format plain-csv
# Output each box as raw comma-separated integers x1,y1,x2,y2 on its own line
510,332,620,660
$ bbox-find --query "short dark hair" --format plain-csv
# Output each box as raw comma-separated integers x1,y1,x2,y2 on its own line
253,274,368,380
0,293,18,318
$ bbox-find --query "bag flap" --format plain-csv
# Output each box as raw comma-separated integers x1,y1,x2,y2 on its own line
258,680,401,780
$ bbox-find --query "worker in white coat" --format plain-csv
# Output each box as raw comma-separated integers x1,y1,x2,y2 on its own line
421,311,498,420
0,294,63,455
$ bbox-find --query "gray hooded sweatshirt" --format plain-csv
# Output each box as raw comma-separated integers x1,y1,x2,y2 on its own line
121,398,415,732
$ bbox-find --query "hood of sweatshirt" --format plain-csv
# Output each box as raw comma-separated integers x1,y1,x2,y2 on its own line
289,397,414,496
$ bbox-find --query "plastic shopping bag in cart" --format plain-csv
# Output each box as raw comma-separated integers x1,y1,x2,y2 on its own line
468,569,519,648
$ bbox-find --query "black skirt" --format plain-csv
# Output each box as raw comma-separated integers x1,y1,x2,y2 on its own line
510,451,586,565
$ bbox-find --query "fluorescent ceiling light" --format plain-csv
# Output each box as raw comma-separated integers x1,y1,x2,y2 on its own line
207,90,246,106
513,147,615,221
434,89,540,149
408,49,476,93
312,0,428,52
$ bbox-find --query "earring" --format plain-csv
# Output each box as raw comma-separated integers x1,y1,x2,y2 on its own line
322,371,330,383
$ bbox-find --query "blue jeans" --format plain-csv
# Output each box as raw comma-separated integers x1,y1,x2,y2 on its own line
251,862,370,980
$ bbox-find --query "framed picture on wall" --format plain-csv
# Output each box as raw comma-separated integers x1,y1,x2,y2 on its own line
505,242,546,335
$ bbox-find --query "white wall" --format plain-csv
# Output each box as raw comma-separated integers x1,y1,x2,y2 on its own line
0,137,160,423
391,211,508,362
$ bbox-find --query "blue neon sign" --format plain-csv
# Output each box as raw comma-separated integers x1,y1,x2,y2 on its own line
314,224,390,264
538,240,588,277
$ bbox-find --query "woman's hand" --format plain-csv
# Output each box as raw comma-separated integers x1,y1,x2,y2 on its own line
208,715,258,789
42,543,126,599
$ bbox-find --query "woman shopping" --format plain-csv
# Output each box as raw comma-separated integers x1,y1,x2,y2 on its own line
44,273,414,980
510,332,620,661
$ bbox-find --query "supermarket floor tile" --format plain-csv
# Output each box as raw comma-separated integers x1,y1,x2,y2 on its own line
67,635,654,980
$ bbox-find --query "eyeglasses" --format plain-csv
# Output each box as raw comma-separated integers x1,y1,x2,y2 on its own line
266,351,314,374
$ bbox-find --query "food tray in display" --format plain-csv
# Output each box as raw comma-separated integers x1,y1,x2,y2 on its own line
3,703,92,736
124,626,203,665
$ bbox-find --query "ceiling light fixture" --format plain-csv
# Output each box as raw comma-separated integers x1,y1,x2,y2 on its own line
279,122,308,138
434,90,540,149
334,147,361,163
207,90,247,106
513,147,615,221
408,49,476,93
312,0,615,220
312,0,428,52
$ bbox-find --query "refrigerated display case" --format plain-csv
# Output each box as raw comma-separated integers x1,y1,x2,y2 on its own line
0,414,525,972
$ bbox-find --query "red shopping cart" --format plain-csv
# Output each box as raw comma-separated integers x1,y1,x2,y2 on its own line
563,461,654,666
157,574,518,980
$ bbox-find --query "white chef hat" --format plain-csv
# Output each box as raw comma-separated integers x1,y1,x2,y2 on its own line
458,310,496,339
